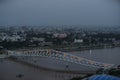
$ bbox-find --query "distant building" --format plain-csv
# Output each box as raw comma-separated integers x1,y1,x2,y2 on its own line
0,35,25,42
53,33,67,38
0,46,3,49
113,40,120,45
39,42,53,46
32,37,45,42
10,35,21,42
74,39,83,43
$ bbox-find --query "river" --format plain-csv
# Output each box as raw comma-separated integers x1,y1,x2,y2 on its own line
0,47,120,80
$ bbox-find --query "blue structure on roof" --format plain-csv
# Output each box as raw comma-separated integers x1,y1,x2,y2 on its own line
88,75,120,80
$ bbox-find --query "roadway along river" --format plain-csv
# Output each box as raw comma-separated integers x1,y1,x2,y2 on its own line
0,47,120,80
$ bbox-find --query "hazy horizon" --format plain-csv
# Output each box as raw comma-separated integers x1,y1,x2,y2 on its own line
0,0,120,26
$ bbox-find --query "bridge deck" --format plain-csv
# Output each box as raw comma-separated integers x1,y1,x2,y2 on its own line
7,49,114,69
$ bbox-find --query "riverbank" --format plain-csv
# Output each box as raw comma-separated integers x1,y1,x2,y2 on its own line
53,45,120,52
7,44,120,53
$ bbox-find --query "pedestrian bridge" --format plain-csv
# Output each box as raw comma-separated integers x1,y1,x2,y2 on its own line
7,49,114,69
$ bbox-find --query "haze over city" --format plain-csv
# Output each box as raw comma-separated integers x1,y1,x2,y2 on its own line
0,0,120,26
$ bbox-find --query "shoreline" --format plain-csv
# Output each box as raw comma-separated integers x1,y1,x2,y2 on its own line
7,46,120,53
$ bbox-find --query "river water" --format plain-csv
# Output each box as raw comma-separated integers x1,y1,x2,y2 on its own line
0,47,120,80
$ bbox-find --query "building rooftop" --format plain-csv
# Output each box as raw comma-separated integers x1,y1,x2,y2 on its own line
88,75,120,80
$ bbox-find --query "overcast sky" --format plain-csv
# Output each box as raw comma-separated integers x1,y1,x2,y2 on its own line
0,0,120,26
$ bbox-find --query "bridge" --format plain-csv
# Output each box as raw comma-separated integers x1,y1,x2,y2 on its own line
7,49,114,69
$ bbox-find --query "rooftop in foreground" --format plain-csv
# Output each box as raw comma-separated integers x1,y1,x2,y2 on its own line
88,74,120,80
